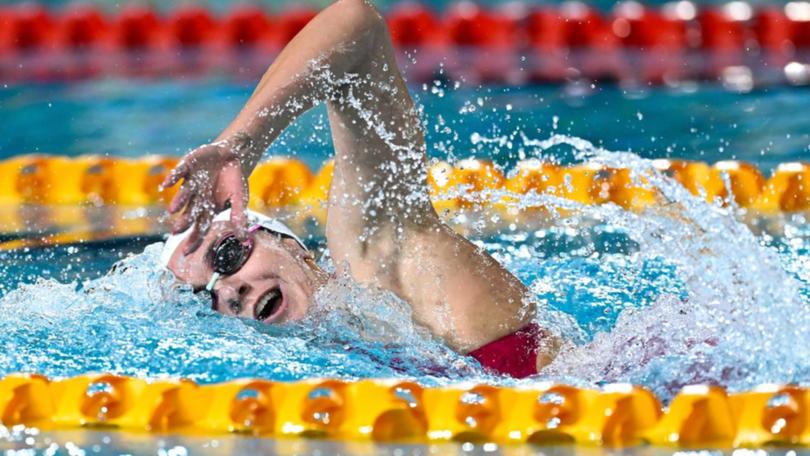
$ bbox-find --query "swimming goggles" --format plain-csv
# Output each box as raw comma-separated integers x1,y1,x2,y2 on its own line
160,208,307,291
205,224,261,292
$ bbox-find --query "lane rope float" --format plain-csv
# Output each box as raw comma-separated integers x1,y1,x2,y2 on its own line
3,2,810,85
0,154,806,213
1,374,809,447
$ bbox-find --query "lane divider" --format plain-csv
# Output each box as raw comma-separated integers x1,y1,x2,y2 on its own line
1,374,809,447
1,1,808,55
3,2,810,85
0,154,807,213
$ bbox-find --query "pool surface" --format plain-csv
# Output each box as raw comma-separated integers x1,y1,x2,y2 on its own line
2,429,809,455
1,145,808,400
2,72,810,454
3,79,810,171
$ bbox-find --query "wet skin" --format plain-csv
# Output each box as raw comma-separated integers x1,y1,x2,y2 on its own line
167,220,328,324
163,0,561,367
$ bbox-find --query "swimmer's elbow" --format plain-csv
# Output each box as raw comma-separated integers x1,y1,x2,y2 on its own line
330,0,387,40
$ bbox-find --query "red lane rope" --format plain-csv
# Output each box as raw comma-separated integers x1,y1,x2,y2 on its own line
2,1,808,52
2,1,810,85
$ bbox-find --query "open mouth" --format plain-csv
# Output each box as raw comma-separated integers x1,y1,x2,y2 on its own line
255,287,285,322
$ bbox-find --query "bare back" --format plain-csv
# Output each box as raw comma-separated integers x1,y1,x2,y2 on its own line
317,1,533,353
165,0,553,363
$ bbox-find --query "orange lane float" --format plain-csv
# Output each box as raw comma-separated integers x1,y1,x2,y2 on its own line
452,159,505,206
653,159,721,200
0,374,52,427
489,383,660,446
113,155,180,206
731,384,810,446
583,165,658,210
644,385,737,447
713,160,766,208
653,159,766,207
248,158,314,209
296,159,333,225
505,160,563,195
2,374,810,448
50,374,200,432
757,162,810,212
504,159,564,211
0,155,56,204
271,378,427,441
0,155,808,216
429,159,505,209
557,163,601,205
197,378,277,435
0,154,179,206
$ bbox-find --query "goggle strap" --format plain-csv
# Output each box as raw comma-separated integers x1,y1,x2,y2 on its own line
205,272,221,292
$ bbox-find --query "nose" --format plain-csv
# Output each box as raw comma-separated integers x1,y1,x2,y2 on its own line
212,281,251,317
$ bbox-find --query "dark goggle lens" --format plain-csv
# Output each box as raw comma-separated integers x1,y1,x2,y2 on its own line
212,235,251,275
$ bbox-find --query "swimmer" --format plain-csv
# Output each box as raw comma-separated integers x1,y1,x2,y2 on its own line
160,0,560,378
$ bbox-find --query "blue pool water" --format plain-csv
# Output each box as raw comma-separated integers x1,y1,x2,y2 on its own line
1,138,809,403
3,209,808,397
3,79,810,171
1,77,810,454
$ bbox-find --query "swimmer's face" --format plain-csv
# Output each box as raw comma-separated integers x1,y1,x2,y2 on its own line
167,221,327,324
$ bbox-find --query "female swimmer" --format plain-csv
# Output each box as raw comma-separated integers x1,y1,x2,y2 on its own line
160,0,560,378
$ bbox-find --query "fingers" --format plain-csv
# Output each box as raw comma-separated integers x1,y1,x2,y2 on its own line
184,204,215,255
228,188,249,241
184,223,204,255
168,184,193,214
163,143,242,254
172,197,198,234
217,162,250,239
159,160,189,191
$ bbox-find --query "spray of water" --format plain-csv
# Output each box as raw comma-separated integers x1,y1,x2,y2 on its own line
0,243,478,383
1,61,808,401
468,134,810,399
2,131,806,401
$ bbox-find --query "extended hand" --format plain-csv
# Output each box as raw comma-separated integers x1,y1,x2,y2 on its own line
160,136,253,254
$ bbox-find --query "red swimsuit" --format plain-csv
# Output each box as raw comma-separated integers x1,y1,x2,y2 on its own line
468,323,542,378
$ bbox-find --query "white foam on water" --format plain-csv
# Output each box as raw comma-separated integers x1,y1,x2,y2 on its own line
490,134,810,399
1,63,808,399
0,243,478,382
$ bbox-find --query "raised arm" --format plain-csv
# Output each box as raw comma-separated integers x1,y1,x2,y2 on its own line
161,0,428,251
164,0,553,358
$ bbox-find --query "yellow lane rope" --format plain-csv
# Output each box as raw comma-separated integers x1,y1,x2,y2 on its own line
0,154,807,213
1,374,808,447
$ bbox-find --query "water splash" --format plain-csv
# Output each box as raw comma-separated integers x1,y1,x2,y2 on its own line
0,133,808,401
0,243,478,383
484,134,810,400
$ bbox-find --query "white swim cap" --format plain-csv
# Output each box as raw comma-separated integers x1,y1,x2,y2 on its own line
159,208,306,268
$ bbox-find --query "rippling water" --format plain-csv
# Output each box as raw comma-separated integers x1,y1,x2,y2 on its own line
1,134,808,403
0,242,478,383
3,79,810,171
2,57,810,416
